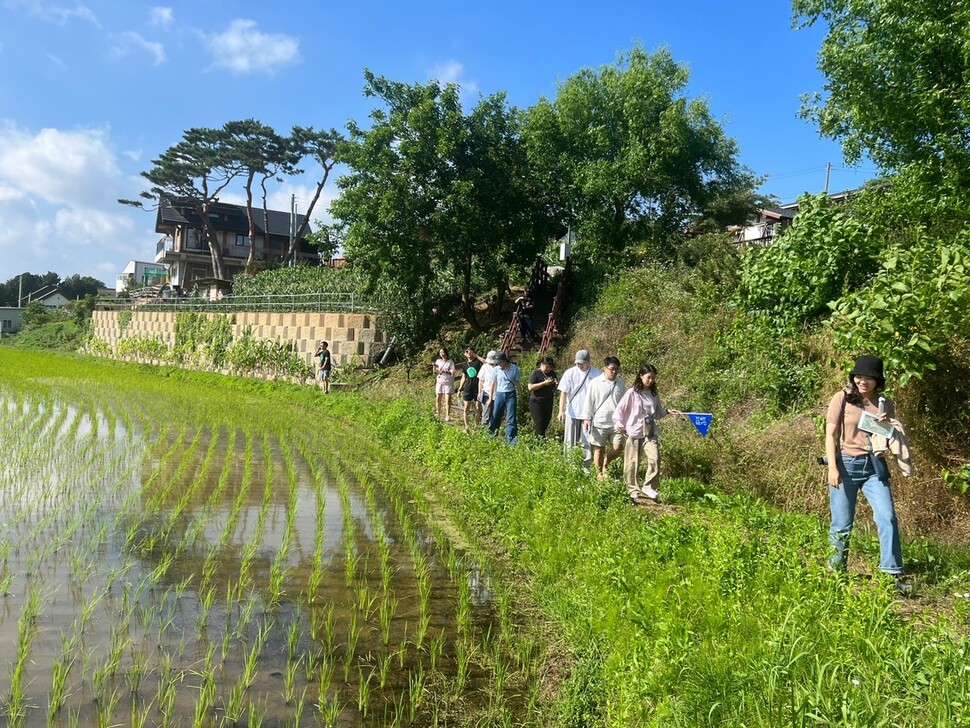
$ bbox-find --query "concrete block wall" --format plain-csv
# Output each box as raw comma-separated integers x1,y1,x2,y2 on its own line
91,310,385,368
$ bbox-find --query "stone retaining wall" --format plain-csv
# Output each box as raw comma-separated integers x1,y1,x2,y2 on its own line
91,310,386,368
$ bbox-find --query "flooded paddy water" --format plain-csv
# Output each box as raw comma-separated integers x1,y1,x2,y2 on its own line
0,378,539,726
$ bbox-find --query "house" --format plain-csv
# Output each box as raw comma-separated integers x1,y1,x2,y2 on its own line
35,290,72,307
729,205,797,247
153,200,317,288
0,307,22,334
117,261,170,293
730,191,856,247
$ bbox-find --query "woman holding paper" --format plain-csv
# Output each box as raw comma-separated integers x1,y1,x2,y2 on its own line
824,355,909,592
613,364,682,502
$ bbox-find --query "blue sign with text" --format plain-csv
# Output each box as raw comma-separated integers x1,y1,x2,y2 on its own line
686,413,713,437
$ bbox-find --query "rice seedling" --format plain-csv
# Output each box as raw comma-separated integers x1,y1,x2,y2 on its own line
96,686,123,728
376,651,393,689
241,637,261,689
291,686,309,727
356,665,374,718
224,673,248,724
317,693,343,727
378,594,398,646
283,654,302,705
192,671,216,727
407,664,426,724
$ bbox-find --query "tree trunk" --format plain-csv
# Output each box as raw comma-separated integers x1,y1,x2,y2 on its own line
200,201,226,280
261,177,274,265
287,163,333,263
495,272,509,316
244,171,258,270
461,248,479,332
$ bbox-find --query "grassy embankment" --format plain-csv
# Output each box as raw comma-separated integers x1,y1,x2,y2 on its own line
6,348,970,726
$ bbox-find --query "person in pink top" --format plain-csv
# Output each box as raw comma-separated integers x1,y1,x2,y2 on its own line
433,347,456,421
613,364,682,502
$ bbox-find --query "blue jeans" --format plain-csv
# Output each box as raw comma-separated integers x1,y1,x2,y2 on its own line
828,454,903,574
489,390,517,444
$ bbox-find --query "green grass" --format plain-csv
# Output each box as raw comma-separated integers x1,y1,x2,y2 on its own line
338,396,970,727
4,348,970,726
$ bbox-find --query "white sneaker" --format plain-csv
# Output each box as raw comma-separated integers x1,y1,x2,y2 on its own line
641,486,660,501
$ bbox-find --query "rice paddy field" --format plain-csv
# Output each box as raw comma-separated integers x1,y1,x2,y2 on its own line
0,350,539,727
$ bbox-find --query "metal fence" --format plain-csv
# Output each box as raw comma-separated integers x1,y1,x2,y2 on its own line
96,292,373,313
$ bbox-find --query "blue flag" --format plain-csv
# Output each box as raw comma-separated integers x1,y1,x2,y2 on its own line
686,413,713,437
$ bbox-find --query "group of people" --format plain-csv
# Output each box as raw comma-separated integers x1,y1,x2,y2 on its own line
433,346,683,503
434,346,914,590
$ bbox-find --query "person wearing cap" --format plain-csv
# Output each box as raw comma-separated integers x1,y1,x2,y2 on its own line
477,350,499,425
487,351,521,444
583,356,626,480
825,354,911,594
457,347,483,432
557,350,602,471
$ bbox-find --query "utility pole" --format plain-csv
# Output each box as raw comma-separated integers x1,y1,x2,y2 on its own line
824,162,832,194
289,194,297,267
18,274,22,308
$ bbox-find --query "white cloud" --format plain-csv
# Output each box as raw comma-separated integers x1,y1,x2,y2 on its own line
110,31,166,66
429,60,480,98
46,53,67,69
123,149,142,162
53,207,135,250
0,123,124,208
150,6,173,29
7,0,99,27
207,19,300,75
0,122,152,282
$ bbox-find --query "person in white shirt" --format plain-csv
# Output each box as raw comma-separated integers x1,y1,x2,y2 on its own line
477,350,499,425
583,356,626,480
557,349,602,471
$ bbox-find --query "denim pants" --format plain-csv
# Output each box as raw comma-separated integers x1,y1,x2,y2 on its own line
828,453,903,574
489,390,518,444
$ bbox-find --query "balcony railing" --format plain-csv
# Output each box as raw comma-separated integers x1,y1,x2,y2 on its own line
96,292,372,314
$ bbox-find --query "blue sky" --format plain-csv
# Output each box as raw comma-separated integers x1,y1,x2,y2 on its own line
0,0,874,288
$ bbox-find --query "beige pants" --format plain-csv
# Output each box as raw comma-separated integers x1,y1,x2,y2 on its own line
623,437,659,493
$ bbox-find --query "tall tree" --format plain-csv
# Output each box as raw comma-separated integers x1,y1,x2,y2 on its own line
794,0,970,189
523,46,757,266
331,71,545,334
59,274,105,300
223,119,293,270
123,126,243,280
287,126,342,264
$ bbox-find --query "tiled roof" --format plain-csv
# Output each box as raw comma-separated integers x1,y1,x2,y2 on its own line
157,199,311,238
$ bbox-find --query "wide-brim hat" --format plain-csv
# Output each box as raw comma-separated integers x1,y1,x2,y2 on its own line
485,350,500,365
850,355,885,386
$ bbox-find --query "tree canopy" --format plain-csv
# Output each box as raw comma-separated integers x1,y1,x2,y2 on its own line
123,120,342,278
523,46,759,267
0,272,104,307
331,71,547,339
794,0,970,189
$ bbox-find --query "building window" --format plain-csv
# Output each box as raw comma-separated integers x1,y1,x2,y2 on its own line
235,234,250,246
1,320,10,331
192,268,207,280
